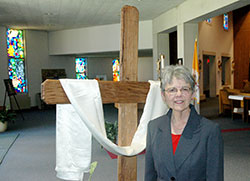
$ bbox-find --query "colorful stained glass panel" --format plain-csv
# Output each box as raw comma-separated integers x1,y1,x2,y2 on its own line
76,73,87,79
112,59,120,81
223,13,228,30
8,58,26,93
206,18,211,23
75,58,87,79
7,29,24,58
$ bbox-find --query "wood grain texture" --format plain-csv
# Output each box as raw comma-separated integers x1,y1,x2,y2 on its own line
41,79,69,104
118,5,139,181
41,79,150,104
118,103,138,181
119,5,139,82
42,5,141,181
233,6,250,89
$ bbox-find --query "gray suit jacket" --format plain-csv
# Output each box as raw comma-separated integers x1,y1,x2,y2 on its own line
145,105,224,181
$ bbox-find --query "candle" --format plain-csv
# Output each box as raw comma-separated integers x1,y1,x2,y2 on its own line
160,54,165,69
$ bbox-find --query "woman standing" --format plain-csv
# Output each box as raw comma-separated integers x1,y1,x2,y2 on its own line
145,65,223,181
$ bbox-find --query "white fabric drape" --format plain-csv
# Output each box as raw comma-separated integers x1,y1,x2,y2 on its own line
56,79,168,180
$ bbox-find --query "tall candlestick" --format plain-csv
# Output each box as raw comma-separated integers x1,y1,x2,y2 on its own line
160,54,165,69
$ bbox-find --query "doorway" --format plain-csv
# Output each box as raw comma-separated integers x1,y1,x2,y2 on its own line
221,56,231,86
169,31,177,65
203,54,216,98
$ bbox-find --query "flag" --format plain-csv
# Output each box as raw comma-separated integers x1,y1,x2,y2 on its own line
192,38,200,113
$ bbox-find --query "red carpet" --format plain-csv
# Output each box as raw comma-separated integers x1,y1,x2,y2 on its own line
221,127,250,133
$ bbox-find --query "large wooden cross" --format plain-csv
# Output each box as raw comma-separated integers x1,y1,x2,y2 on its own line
42,5,149,181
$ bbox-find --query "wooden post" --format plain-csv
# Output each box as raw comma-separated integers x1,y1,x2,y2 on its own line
41,5,141,181
118,5,139,181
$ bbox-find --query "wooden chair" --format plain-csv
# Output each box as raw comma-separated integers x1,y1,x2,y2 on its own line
242,80,250,93
220,88,232,115
243,97,250,123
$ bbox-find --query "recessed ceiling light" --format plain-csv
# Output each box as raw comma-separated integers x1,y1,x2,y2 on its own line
47,24,55,27
44,13,54,16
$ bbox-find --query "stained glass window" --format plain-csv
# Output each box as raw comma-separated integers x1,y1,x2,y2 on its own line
8,59,26,92
112,59,120,81
223,13,228,30
7,29,24,58
206,18,211,23
7,29,26,93
75,58,87,79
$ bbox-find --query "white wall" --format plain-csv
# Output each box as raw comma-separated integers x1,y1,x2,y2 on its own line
25,30,75,107
152,33,170,80
183,23,198,70
138,57,153,81
87,57,113,80
48,20,153,55
87,56,153,81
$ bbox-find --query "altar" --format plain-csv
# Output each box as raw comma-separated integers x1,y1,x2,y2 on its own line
228,92,250,122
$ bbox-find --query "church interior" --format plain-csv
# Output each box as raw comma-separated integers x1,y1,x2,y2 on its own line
0,0,250,180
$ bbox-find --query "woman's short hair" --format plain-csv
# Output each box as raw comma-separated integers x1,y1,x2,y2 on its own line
161,65,195,92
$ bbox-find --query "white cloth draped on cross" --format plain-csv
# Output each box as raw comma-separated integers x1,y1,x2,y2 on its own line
55,79,168,181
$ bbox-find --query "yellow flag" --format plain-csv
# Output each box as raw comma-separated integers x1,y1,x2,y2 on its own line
192,38,200,113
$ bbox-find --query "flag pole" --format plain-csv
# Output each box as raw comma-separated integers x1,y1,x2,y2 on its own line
192,38,200,113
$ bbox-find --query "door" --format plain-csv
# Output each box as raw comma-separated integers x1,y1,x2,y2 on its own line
203,54,216,97
221,56,231,86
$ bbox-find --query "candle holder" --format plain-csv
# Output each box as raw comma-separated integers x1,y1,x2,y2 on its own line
156,54,165,80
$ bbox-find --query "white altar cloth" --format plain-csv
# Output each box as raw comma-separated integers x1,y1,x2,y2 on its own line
56,79,168,180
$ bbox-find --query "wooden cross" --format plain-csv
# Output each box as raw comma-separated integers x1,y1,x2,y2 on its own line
42,6,148,181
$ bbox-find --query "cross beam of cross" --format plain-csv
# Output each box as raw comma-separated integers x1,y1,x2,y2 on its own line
42,80,150,105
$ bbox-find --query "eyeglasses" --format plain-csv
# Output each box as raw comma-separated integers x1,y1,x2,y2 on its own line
164,86,191,96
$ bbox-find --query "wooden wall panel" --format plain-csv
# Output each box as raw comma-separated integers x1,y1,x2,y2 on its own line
233,5,250,89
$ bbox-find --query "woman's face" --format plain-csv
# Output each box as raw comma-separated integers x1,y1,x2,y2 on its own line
162,77,194,113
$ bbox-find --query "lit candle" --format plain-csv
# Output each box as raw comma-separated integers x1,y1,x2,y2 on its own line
160,54,165,69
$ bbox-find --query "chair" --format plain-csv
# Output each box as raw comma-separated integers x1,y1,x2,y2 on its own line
242,80,250,93
220,88,232,115
243,97,250,123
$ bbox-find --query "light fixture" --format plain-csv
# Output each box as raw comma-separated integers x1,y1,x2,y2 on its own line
44,12,54,16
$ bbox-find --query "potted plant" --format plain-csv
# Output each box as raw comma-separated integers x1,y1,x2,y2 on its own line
104,120,119,158
105,120,118,144
0,107,16,133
